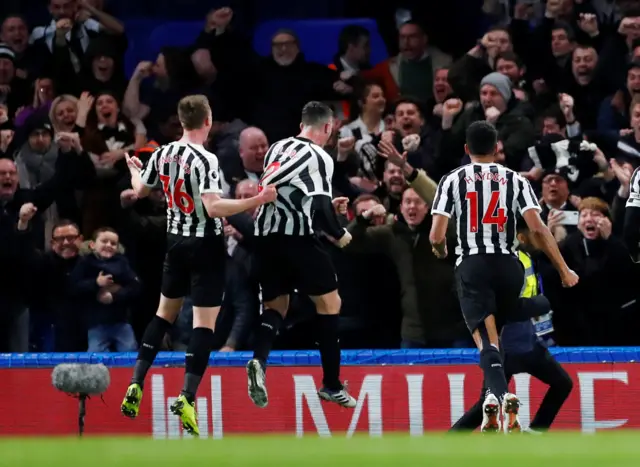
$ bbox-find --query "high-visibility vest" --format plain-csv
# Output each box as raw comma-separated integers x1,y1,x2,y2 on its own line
518,250,554,338
328,63,351,120
518,250,538,298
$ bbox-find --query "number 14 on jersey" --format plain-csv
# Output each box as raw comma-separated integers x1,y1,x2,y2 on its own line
466,191,507,232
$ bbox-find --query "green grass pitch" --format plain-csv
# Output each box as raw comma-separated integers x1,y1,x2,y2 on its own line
1,433,639,466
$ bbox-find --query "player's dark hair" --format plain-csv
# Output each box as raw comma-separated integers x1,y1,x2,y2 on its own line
177,94,211,131
515,215,528,234
301,101,333,127
52,219,80,235
92,226,119,241
338,25,369,56
466,121,498,157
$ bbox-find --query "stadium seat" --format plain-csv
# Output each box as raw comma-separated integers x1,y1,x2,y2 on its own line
123,20,202,77
147,21,203,56
123,19,162,77
252,18,389,67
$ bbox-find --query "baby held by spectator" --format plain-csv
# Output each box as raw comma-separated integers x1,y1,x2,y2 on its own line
70,227,140,352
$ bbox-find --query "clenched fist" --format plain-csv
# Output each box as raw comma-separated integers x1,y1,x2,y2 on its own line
402,134,421,152
484,106,501,123
18,203,37,228
363,203,387,220
332,196,349,215
443,99,463,118
258,185,277,203
335,230,352,248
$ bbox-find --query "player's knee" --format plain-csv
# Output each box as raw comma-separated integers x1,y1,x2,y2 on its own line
264,295,289,317
192,306,221,330
157,295,183,323
312,290,341,315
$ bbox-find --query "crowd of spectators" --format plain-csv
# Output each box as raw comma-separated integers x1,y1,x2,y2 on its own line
1,0,639,353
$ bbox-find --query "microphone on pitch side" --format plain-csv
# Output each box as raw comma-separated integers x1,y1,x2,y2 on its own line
52,364,111,436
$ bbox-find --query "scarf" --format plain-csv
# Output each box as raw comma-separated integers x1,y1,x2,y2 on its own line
15,142,60,250
15,143,59,188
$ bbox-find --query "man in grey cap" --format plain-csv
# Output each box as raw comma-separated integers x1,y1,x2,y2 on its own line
479,71,512,123
439,70,535,171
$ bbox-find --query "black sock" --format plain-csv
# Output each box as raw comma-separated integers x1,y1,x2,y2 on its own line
180,327,214,404
479,346,508,401
131,315,172,388
317,314,341,391
252,309,284,366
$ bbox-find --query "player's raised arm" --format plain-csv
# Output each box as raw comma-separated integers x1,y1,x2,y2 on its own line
517,174,578,287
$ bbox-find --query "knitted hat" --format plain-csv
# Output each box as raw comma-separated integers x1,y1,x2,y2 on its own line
0,43,15,63
25,114,53,137
480,72,512,102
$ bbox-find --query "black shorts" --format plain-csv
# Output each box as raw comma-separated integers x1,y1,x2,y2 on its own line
254,234,337,302
455,254,524,333
162,233,226,307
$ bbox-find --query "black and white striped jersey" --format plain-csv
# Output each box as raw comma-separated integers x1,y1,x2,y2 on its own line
626,166,640,209
254,136,334,236
140,141,223,237
432,162,541,266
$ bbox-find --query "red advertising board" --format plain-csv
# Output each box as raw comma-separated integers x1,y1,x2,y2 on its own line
0,364,635,436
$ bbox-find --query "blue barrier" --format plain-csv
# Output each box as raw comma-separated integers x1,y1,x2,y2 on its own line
0,347,638,368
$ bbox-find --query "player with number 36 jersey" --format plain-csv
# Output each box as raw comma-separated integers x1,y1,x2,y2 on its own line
141,139,224,237
120,95,275,437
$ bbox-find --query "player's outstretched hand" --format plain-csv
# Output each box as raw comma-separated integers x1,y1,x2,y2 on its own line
332,197,349,215
259,185,277,204
336,230,352,248
125,153,143,172
560,269,579,288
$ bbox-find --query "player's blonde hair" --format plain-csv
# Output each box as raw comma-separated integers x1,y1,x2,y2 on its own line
177,95,211,131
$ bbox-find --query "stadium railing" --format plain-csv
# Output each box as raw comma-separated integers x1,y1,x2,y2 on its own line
0,348,637,437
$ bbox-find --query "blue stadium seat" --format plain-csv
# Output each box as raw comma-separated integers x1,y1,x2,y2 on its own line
123,20,202,77
147,21,203,56
123,19,162,77
252,18,388,66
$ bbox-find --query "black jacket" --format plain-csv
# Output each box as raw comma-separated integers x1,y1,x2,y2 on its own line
70,252,141,327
